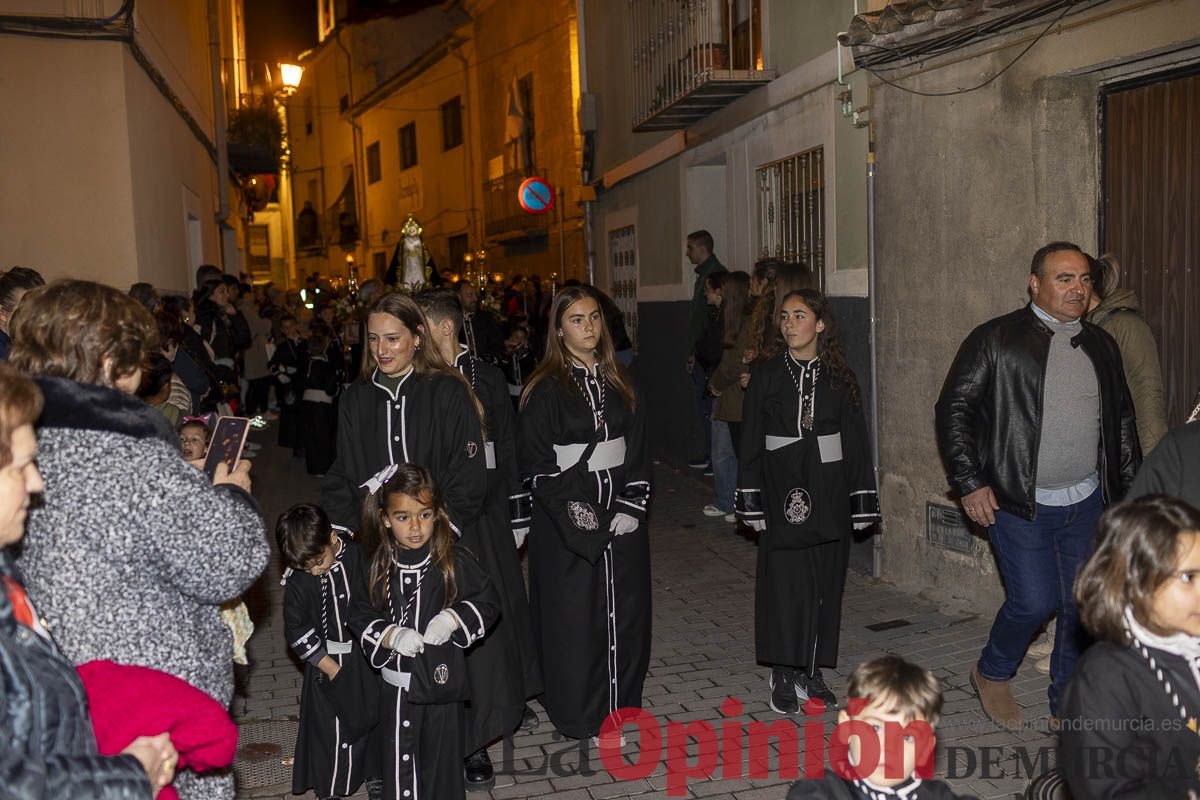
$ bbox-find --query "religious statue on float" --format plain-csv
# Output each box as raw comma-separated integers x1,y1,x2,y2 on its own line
384,214,440,292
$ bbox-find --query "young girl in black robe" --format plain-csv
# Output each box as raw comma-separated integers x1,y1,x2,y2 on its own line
737,289,880,714
278,504,374,799
270,314,308,453
320,293,487,538
348,464,499,800
518,285,651,742
1061,495,1200,799
301,327,340,476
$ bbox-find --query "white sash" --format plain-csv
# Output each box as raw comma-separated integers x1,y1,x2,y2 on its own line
554,436,626,472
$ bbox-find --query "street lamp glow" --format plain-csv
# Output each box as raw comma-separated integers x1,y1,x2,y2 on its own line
280,63,304,94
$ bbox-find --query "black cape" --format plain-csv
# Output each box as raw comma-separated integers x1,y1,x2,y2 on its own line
282,534,374,797
454,348,543,752
320,369,488,536
348,545,500,800
518,363,651,738
1060,639,1200,799
736,354,880,670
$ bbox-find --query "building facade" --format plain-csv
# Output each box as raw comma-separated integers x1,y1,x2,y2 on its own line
0,0,249,292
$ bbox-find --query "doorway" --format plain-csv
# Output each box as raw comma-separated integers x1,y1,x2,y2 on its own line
1101,67,1200,426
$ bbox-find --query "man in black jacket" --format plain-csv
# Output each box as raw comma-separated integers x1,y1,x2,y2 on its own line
935,241,1140,727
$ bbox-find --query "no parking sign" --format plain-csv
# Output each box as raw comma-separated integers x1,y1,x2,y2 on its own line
517,177,555,215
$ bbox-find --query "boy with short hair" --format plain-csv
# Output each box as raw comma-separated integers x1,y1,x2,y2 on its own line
788,655,978,799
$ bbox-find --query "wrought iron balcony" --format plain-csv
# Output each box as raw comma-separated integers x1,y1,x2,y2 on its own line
483,170,549,241
630,0,774,132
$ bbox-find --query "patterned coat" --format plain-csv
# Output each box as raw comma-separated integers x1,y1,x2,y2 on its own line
18,378,268,706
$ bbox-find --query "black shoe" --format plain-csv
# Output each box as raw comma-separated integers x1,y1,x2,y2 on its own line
519,703,539,732
365,779,384,800
802,669,837,708
464,747,495,792
769,668,800,714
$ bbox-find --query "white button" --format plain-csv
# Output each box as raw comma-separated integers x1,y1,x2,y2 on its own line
342,743,349,749
394,435,400,442
402,754,410,762
403,792,411,798
403,720,411,728
339,594,345,599
610,646,616,651
395,403,401,410
404,578,412,585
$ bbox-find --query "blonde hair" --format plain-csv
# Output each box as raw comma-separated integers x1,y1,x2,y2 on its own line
846,656,943,725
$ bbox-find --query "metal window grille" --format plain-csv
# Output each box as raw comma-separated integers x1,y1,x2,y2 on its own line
608,225,639,347
756,147,825,287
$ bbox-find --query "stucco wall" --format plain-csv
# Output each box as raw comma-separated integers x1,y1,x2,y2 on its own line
870,0,1200,602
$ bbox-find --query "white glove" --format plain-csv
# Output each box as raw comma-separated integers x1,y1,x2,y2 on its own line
276,374,291,384
387,627,424,656
422,609,459,645
610,513,639,536
747,519,767,532
853,521,873,531
514,527,529,548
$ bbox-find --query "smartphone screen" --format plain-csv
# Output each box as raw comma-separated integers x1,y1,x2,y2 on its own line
203,416,251,481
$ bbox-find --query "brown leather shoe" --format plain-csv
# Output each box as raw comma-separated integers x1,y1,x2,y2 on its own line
970,664,1023,729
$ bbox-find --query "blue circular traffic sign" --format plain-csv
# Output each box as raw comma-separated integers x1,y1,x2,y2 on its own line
518,177,555,215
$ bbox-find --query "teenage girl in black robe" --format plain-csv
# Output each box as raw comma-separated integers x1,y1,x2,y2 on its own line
348,465,499,800
320,293,487,538
416,289,542,789
737,289,880,714
518,285,651,741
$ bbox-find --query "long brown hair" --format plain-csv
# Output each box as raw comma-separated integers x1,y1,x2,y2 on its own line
718,272,750,349
750,262,814,360
361,464,459,610
520,286,636,412
777,289,861,410
360,292,485,428
1076,496,1200,644
0,362,43,468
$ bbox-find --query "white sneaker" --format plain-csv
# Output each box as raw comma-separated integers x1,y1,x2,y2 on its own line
1034,654,1051,675
702,504,726,517
724,513,736,523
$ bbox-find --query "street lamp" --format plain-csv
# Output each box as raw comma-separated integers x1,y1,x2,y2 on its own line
280,63,304,96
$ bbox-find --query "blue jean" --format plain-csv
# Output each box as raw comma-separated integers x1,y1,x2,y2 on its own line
691,365,712,462
977,489,1103,714
710,418,737,513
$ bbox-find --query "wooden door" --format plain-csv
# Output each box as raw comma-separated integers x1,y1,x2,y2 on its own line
1103,69,1200,427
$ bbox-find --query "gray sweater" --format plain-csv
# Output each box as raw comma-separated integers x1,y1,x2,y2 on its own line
1037,316,1101,490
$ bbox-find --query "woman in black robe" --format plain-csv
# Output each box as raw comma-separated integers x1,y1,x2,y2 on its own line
737,289,880,713
320,292,487,538
416,289,543,788
518,286,651,741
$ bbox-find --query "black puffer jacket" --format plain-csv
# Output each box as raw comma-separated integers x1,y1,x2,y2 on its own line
0,551,150,799
935,305,1140,520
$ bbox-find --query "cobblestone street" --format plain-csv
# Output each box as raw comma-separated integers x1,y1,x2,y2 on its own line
234,430,1055,800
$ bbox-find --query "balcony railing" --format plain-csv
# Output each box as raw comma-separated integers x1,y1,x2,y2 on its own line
630,0,774,132
483,171,550,241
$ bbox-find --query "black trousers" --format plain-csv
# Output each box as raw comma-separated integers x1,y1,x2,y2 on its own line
243,377,271,416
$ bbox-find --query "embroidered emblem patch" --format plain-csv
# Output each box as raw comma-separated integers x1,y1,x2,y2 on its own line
567,501,600,531
434,664,449,685
784,488,812,525
466,441,478,458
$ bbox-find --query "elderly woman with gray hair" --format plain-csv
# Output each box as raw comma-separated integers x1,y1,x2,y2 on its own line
11,280,268,800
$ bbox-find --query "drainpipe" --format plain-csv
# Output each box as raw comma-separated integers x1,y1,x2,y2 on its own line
867,139,882,579
576,0,596,284
336,27,367,270
208,0,230,240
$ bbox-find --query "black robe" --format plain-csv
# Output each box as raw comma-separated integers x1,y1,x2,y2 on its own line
518,363,651,738
1060,639,1200,799
348,544,500,800
302,355,340,476
282,534,373,798
736,354,880,671
453,348,542,752
271,337,308,450
499,345,537,412
320,368,488,537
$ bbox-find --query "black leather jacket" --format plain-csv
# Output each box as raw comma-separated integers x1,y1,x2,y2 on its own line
935,305,1141,520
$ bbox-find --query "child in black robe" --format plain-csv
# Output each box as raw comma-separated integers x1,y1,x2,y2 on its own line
788,656,978,800
348,464,499,800
278,504,375,799
737,289,880,713
301,326,340,476
270,314,308,454
1061,495,1200,799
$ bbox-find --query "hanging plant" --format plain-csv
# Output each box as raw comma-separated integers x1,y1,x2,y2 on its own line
227,97,283,175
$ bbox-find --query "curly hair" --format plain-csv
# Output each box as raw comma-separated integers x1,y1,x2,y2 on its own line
10,280,158,387
0,362,43,469
776,289,861,410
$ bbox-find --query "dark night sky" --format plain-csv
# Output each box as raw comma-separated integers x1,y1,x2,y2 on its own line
244,0,319,63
